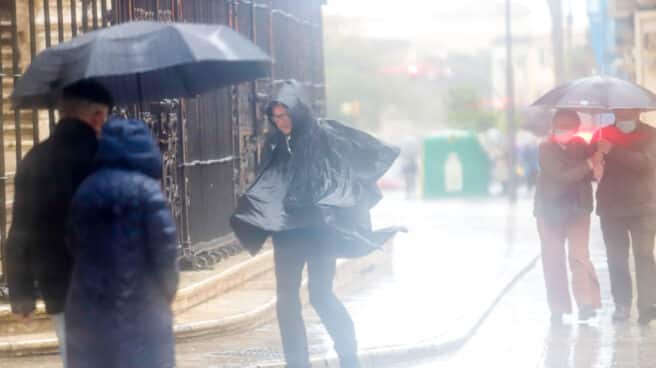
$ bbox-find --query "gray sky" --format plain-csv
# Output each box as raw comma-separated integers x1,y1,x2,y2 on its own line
323,0,589,49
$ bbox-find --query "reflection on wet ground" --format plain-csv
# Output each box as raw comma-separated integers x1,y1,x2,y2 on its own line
176,197,541,367
3,196,656,367
402,214,656,368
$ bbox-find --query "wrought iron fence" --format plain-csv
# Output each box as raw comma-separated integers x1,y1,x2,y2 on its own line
0,0,327,283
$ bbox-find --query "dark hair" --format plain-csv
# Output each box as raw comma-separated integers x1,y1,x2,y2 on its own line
552,110,580,130
62,79,114,109
266,102,287,119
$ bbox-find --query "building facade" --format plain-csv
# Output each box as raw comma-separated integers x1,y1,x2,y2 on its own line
0,0,327,285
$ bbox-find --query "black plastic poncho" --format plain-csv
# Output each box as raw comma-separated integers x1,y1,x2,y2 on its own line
230,81,401,257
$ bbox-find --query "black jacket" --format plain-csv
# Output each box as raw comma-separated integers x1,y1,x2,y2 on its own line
6,118,98,315
594,123,656,217
231,81,401,257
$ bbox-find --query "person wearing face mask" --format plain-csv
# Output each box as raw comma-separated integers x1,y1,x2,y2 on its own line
592,109,656,324
534,110,602,324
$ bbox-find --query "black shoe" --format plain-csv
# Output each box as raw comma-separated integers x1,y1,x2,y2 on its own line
613,305,631,322
579,306,597,321
638,306,656,325
550,312,563,324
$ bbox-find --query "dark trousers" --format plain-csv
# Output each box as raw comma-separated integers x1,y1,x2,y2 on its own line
600,215,656,314
272,230,359,368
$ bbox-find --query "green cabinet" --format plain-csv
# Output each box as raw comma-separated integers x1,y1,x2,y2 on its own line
423,130,491,198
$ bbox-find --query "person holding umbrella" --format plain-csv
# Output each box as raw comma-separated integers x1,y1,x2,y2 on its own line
532,76,656,324
5,79,113,367
592,109,656,324
7,20,271,367
534,110,602,324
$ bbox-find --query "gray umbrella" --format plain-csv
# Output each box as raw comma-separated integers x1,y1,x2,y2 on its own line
12,21,271,108
530,75,656,111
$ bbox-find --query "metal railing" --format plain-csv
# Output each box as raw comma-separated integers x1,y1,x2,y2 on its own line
0,0,327,285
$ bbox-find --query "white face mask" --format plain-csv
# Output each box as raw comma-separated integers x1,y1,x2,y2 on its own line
616,120,637,134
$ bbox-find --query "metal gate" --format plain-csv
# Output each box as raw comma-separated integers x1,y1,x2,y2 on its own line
0,0,326,283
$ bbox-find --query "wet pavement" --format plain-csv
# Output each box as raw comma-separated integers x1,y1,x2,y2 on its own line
397,216,656,368
6,194,654,367
171,195,540,367
173,195,540,367
1,194,538,367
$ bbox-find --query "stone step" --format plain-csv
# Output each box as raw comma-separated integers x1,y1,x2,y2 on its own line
0,245,390,357
0,246,272,337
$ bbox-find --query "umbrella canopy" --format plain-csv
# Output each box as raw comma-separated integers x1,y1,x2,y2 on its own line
12,21,271,108
530,76,656,111
524,106,617,137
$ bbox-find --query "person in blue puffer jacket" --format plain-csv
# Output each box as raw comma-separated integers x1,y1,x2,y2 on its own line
65,118,179,368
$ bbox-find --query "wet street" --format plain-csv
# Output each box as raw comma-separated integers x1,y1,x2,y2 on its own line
4,195,656,367
178,194,656,368
394,203,656,368
168,194,540,367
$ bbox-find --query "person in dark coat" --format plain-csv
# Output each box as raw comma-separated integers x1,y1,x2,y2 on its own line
231,81,400,368
534,110,602,324
520,143,539,192
592,109,656,324
65,118,179,368
5,79,113,367
401,154,418,199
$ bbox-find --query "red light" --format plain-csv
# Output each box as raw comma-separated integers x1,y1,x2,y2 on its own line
575,131,593,143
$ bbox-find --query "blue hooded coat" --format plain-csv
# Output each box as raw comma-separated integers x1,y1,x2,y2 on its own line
65,118,179,368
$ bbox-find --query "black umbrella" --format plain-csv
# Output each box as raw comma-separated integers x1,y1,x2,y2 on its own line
12,21,271,108
531,75,656,111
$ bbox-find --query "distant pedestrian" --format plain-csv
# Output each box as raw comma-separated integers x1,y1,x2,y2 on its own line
401,154,418,198
65,119,179,368
534,110,602,324
520,143,539,193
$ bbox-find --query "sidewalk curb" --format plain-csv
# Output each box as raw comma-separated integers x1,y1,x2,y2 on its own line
0,249,275,357
255,254,541,368
0,244,389,357
0,248,274,322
